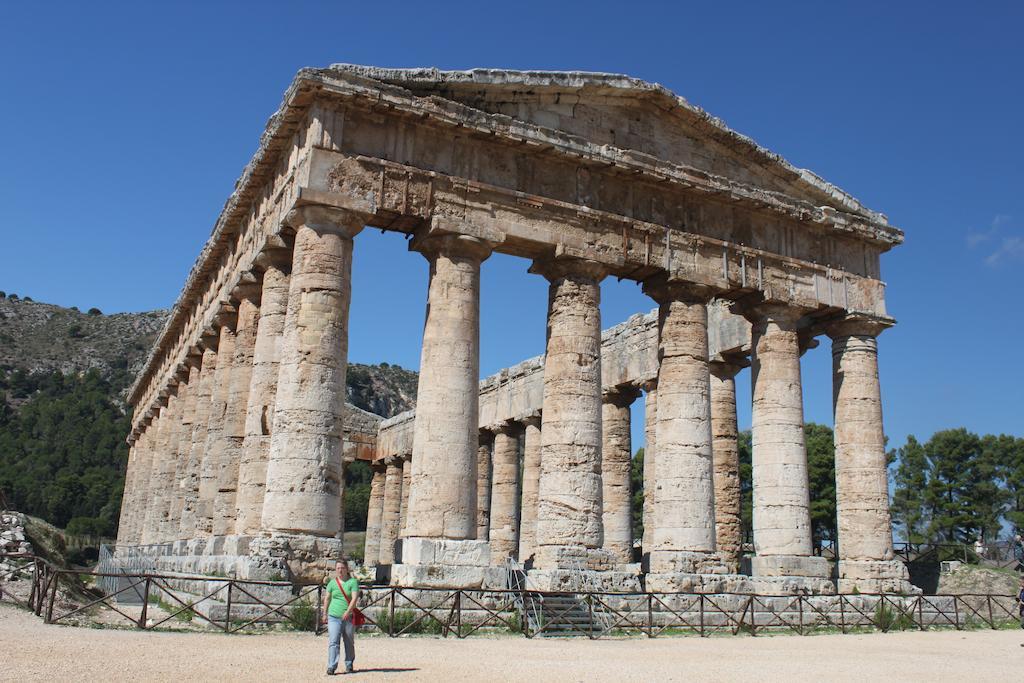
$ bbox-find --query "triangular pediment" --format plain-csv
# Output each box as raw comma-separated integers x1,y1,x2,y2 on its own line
321,65,885,224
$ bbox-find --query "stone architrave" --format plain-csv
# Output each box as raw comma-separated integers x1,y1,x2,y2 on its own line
517,416,542,563
488,424,521,564
709,359,744,571
235,259,290,535
601,389,637,565
198,322,236,536
476,433,493,540
827,315,911,593
378,457,404,565
405,234,491,542
641,380,657,559
213,287,261,536
399,456,412,538
261,206,365,543
745,303,828,578
531,257,607,569
363,464,387,565
641,278,724,573
179,345,217,538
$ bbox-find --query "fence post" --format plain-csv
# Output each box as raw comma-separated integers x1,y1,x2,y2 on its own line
316,584,323,636
587,594,595,639
839,594,847,634
748,596,757,636
389,587,396,637
952,595,961,630
224,582,233,633
45,570,60,624
798,596,805,635
986,595,995,629
647,593,653,638
699,594,706,637
916,596,925,631
138,576,151,629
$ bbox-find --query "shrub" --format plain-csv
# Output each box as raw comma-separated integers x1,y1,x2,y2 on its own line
67,324,85,339
873,600,916,632
0,291,5,298
289,599,319,632
376,608,445,635
23,297,32,302
87,307,102,316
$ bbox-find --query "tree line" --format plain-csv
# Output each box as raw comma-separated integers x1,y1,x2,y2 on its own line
631,424,1024,548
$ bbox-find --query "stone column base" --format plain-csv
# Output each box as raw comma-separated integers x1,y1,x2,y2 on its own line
751,554,832,578
644,571,835,595
249,533,345,584
648,550,732,575
526,567,643,593
533,545,616,571
391,538,506,589
838,559,918,594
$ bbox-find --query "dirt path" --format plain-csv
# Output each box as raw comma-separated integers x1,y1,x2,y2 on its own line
1,603,1021,682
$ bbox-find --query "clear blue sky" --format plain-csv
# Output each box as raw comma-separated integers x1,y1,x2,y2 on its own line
1,1,1021,450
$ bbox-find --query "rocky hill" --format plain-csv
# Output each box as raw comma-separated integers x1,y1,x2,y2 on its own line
0,292,418,417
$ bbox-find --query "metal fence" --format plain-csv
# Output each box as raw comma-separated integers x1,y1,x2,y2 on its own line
1,553,1020,638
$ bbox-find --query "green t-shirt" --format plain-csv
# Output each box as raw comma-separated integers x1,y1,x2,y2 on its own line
325,577,360,618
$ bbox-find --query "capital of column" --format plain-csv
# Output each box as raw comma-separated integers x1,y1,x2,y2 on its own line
285,204,366,240
824,313,894,340
254,247,293,273
603,384,641,408
528,255,607,283
409,231,493,263
731,299,809,330
709,356,748,381
492,420,522,437
640,378,658,393
521,413,542,430
230,281,262,307
212,307,238,331
642,273,718,305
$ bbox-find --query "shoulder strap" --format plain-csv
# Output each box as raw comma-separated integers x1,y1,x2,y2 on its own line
337,577,350,600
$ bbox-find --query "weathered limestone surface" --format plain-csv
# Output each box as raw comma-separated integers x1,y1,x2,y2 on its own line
261,208,363,539
710,360,744,571
828,316,912,593
399,456,412,538
641,381,657,558
488,426,521,564
601,391,635,564
363,464,386,565
178,346,216,537
235,262,289,535
406,234,490,540
378,457,404,565
644,280,718,558
167,367,200,538
213,290,259,536
533,258,606,569
517,416,542,563
141,404,171,544
745,304,828,579
476,434,492,540
198,325,236,536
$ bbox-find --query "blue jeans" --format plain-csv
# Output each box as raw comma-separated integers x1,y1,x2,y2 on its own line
327,616,355,672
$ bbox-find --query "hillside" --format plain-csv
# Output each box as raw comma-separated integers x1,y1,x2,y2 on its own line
0,290,418,537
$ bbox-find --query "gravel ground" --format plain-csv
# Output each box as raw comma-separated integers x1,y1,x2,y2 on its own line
1,603,1020,682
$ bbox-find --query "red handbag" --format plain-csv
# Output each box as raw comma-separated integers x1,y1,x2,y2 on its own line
337,578,366,627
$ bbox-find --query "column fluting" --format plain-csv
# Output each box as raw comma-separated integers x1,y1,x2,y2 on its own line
517,416,542,563
363,463,387,565
476,432,493,540
378,456,404,565
709,359,744,571
601,389,637,564
488,424,521,564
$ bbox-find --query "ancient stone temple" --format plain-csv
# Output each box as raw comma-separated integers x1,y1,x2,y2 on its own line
119,65,912,595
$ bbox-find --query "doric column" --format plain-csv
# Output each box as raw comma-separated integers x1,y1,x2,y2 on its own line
488,424,521,564
261,206,364,540
827,315,910,592
198,321,236,536
141,402,172,545
213,286,260,536
378,456,404,565
117,442,139,545
167,365,201,541
476,432,493,540
405,233,491,541
641,380,657,559
399,455,412,538
602,388,638,565
743,303,828,579
363,463,387,566
531,257,606,569
236,257,290,535
641,277,723,573
159,390,187,543
179,345,217,538
517,415,542,563
709,358,745,572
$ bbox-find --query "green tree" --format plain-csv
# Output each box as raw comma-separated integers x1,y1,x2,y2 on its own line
890,435,929,542
922,429,1006,543
985,433,1024,532
630,447,645,540
805,423,837,549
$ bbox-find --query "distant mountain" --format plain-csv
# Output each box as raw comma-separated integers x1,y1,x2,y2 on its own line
0,290,417,537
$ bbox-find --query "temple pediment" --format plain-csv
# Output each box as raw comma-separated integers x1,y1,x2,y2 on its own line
318,65,887,226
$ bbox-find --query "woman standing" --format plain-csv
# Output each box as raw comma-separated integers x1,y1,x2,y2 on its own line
322,559,360,675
